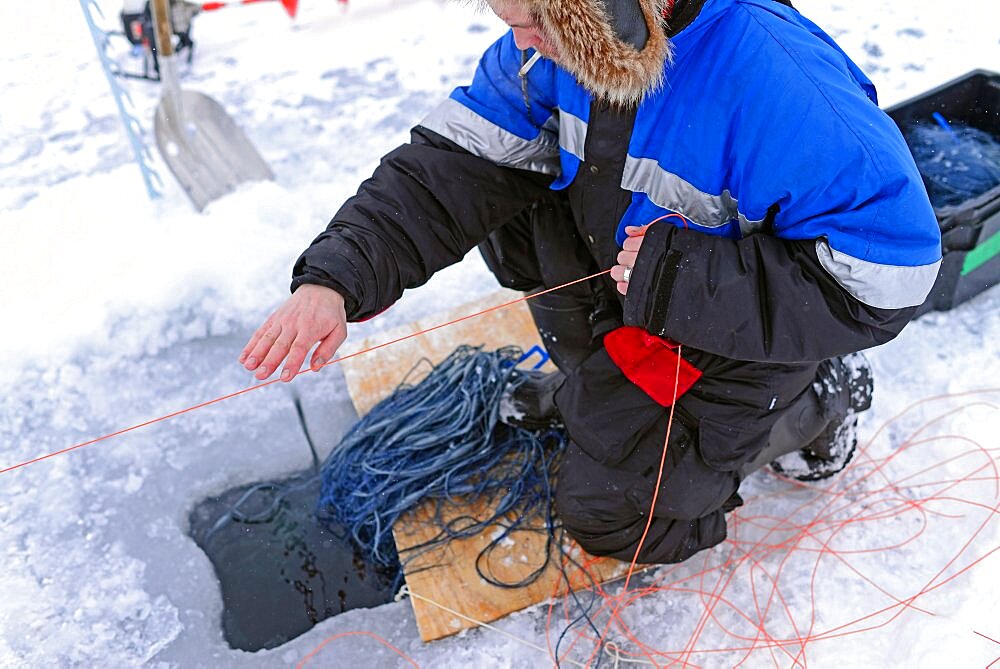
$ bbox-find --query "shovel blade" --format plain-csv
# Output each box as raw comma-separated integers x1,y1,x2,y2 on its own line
154,90,273,211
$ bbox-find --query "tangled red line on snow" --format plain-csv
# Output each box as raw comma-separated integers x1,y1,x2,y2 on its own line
535,389,1000,668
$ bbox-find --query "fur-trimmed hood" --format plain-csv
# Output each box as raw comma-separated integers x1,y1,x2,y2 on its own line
494,0,672,105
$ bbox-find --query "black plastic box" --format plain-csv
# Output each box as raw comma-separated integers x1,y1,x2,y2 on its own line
886,69,1000,316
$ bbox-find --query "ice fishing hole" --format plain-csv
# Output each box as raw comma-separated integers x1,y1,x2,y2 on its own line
188,473,399,652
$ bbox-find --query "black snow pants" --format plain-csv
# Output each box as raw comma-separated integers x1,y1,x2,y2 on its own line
478,195,817,564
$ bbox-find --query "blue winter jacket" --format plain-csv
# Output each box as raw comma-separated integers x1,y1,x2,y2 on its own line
419,0,941,311
293,0,943,367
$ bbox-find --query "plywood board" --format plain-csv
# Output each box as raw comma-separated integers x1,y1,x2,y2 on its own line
393,498,631,642
338,290,632,642
339,289,552,415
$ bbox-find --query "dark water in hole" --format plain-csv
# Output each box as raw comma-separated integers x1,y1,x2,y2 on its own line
188,474,400,652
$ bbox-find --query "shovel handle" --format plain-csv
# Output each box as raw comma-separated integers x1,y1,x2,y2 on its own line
151,0,175,58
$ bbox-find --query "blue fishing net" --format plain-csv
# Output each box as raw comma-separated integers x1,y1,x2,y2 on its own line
906,119,1000,208
316,345,567,581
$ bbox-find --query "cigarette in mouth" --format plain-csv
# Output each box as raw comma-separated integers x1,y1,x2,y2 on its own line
518,51,543,77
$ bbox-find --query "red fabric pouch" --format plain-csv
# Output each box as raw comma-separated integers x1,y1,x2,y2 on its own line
603,326,701,407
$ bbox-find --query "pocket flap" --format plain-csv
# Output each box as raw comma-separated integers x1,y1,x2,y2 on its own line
696,416,764,472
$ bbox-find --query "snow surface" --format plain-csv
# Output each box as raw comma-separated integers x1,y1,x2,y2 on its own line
1,0,999,666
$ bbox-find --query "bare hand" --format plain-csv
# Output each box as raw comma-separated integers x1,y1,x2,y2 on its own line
239,284,348,382
611,225,649,295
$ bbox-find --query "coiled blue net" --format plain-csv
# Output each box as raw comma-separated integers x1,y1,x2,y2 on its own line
316,345,567,578
906,117,1000,208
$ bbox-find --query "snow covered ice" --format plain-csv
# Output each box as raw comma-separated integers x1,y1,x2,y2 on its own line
2,0,1000,666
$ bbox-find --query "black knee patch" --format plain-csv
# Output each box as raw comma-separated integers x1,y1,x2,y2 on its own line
556,440,733,564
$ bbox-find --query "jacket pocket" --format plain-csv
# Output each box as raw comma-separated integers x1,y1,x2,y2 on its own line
695,415,766,472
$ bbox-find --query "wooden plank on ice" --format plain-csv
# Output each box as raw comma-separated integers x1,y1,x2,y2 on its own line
339,289,553,414
338,290,632,642
393,497,631,642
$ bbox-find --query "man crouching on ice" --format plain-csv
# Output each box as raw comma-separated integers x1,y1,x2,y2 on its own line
240,0,942,564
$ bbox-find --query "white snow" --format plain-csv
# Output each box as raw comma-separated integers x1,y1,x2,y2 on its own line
1,0,999,666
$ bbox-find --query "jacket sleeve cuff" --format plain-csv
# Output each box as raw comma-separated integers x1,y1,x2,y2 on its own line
290,245,367,319
622,222,683,337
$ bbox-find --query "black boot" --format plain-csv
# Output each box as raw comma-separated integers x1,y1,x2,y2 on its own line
498,368,566,430
500,285,619,430
739,380,830,480
768,352,874,481
498,290,593,431
497,289,597,431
